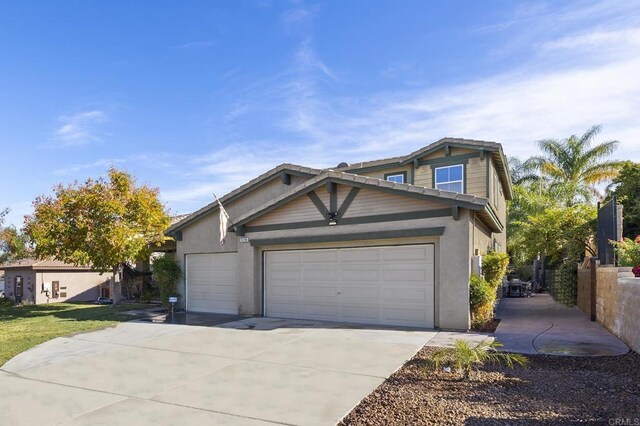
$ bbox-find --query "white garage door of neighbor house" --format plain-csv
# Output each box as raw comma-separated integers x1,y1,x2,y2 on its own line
265,244,435,328
186,253,239,314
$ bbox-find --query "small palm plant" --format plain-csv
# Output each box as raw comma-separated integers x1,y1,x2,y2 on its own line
432,339,527,380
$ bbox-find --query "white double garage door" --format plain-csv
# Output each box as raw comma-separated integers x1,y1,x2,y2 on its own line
186,244,435,328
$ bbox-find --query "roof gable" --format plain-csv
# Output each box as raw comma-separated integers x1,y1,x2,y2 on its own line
165,163,322,235
232,170,489,229
336,137,513,200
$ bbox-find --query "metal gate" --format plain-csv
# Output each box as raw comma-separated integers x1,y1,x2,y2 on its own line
597,196,619,265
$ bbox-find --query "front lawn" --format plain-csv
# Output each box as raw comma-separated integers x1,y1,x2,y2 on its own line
0,302,157,366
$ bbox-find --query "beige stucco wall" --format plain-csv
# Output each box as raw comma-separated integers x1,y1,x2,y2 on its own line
2,269,108,304
577,266,640,354
174,174,308,309
2,269,37,303
34,271,108,304
242,212,472,330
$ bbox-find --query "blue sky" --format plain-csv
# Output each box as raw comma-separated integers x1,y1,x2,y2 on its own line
1,1,639,227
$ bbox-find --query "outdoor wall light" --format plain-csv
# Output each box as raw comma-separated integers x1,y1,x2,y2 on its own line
327,212,338,225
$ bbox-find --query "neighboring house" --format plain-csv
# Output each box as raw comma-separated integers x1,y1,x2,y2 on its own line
0,272,4,297
0,259,110,304
166,138,512,330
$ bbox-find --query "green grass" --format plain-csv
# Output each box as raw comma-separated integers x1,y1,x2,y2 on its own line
0,302,159,366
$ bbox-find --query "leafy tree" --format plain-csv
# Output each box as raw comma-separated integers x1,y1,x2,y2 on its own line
0,226,32,262
524,125,624,205
605,161,640,238
511,204,593,266
0,208,32,263
24,168,170,302
513,204,596,265
507,184,558,265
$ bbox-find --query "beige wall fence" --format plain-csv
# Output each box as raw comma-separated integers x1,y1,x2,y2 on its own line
577,262,640,353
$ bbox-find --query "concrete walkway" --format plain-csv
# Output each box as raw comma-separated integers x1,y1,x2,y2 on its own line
0,317,489,426
495,293,629,356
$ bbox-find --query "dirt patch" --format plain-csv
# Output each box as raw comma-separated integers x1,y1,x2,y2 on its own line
340,347,640,425
472,318,501,333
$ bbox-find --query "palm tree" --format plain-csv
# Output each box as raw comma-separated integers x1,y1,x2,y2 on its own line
524,125,624,205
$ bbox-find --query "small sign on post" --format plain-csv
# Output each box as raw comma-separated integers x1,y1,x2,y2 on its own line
168,296,178,316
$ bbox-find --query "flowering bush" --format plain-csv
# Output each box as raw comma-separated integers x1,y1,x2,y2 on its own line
611,236,640,276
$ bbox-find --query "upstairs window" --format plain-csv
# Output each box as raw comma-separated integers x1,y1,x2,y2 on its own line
434,164,464,193
384,172,406,184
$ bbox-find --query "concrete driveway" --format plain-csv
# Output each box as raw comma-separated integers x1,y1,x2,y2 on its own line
0,316,469,426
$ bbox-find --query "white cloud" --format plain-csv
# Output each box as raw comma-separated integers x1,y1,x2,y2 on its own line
54,110,107,147
53,158,125,176
540,28,640,50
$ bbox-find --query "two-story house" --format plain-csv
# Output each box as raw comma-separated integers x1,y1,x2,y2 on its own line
166,137,512,330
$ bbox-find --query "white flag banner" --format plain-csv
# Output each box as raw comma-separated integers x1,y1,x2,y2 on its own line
216,195,230,246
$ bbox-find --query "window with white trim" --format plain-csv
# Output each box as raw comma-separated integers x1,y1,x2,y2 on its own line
385,172,405,184
434,164,464,193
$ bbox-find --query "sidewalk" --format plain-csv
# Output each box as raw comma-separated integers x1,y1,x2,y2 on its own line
495,293,629,356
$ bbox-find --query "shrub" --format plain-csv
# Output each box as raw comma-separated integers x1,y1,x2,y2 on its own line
549,259,577,306
611,236,640,268
0,297,15,307
432,339,528,380
483,251,510,289
469,274,494,326
152,255,182,306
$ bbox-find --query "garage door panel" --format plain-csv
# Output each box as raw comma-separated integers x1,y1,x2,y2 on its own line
302,250,339,262
186,253,238,314
267,285,301,299
340,249,380,262
303,268,339,282
268,251,301,263
265,245,434,328
304,304,340,318
269,268,301,281
340,268,380,282
303,285,339,298
382,267,429,282
383,245,434,262
383,288,428,302
340,286,380,299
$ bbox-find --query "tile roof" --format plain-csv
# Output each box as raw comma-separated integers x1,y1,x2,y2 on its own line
0,259,92,271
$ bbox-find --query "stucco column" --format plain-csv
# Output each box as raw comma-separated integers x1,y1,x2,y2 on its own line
237,240,258,315
437,210,471,330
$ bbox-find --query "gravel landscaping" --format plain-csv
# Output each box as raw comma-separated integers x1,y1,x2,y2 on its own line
340,346,640,425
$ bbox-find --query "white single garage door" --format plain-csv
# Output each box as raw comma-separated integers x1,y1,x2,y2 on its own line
265,244,435,328
186,253,239,314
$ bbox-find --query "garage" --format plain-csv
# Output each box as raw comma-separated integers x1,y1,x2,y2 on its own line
185,253,239,314
264,244,435,328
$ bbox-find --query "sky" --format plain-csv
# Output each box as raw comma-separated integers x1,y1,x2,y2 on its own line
1,0,639,227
